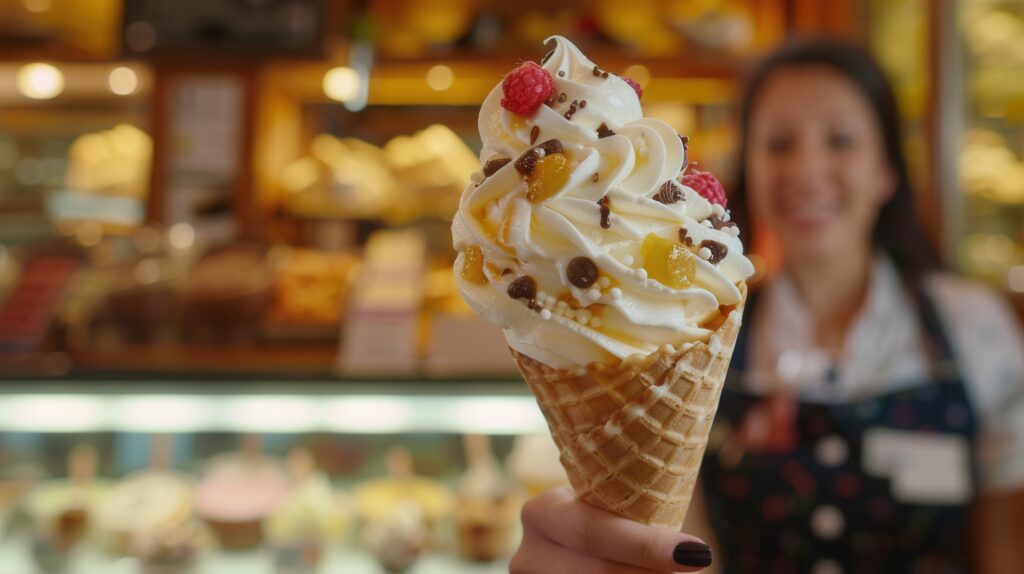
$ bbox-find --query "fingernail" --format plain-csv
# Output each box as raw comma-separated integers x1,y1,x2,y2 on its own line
673,541,712,567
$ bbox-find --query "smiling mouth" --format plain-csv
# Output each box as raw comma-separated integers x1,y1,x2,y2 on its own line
779,201,840,229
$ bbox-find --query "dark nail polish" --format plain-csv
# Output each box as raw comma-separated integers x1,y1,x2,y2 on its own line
673,541,712,567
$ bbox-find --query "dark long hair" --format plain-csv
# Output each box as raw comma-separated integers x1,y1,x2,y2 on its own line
729,38,941,286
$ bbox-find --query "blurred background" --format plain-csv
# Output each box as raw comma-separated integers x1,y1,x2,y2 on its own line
0,0,1021,572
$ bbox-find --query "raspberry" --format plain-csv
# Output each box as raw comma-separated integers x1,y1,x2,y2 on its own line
622,76,642,99
681,169,727,208
501,62,554,115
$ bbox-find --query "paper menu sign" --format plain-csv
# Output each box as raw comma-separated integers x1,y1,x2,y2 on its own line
863,428,972,505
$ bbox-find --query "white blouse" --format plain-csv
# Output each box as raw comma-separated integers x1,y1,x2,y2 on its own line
745,256,1024,492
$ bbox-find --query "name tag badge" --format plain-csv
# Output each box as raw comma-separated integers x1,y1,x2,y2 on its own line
863,428,972,505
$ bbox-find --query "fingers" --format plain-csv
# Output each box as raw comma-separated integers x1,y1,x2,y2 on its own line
521,487,713,572
510,531,669,574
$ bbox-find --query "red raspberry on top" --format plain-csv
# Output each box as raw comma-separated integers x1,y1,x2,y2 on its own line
622,76,643,99
681,169,727,208
501,62,554,115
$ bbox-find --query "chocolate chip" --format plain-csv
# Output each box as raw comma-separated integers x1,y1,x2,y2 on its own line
482,157,511,178
514,150,539,176
507,275,537,304
654,180,684,205
680,135,689,147
579,100,587,109
592,172,599,182
596,123,615,139
700,239,728,265
592,65,601,77
601,71,609,78
502,268,513,276
536,139,563,156
566,257,599,288
597,195,611,229
530,125,540,145
557,70,566,77
541,49,555,65
679,227,694,247
558,92,567,104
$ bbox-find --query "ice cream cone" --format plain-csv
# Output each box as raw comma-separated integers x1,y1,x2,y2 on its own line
512,286,745,530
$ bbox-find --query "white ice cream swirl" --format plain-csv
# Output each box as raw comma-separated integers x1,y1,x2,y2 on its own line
453,36,754,368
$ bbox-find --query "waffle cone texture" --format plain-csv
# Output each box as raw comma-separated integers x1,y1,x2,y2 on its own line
512,286,746,530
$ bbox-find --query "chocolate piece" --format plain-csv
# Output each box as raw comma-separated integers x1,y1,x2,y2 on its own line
507,275,538,309
558,92,567,104
536,139,563,156
601,71,609,78
592,172,600,182
654,180,684,204
514,150,539,176
597,196,611,229
596,123,615,139
700,239,728,265
566,257,599,288
592,65,602,77
557,70,566,77
678,227,694,247
482,157,511,178
530,125,540,145
709,215,738,231
502,268,513,276
579,100,587,109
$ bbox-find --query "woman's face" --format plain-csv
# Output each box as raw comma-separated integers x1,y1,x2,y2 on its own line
745,66,895,264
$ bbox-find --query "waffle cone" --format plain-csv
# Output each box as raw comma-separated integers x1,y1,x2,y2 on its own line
512,287,745,530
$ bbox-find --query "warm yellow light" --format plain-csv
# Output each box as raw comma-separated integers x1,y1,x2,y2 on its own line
623,64,651,88
426,65,454,91
17,63,64,100
108,66,140,96
21,0,52,13
323,67,361,102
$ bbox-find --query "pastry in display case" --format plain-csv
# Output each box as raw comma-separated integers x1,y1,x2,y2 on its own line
196,435,290,550
265,247,359,341
453,435,519,562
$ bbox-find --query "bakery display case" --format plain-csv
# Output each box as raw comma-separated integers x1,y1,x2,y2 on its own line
0,379,560,573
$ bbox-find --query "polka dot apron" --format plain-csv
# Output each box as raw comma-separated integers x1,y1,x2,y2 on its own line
702,290,978,574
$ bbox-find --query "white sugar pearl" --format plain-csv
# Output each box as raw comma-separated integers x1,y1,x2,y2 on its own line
723,210,732,222
540,309,552,320
702,220,713,228
609,287,622,300
621,255,634,265
712,204,725,217
698,247,712,260
535,148,546,158
587,288,601,301
555,300,568,312
660,344,676,354
636,268,648,280
597,276,611,288
728,226,740,237
577,309,592,323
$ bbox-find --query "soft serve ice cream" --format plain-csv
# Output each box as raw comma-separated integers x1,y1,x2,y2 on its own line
452,36,754,369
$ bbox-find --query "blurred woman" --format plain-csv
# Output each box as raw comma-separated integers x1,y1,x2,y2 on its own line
512,38,1024,574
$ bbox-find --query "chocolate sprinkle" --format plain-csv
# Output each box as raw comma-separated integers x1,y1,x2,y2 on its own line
563,100,579,121
514,150,539,176
530,125,540,145
592,65,601,77
678,227,694,247
596,123,615,139
558,92,567,104
601,71,609,78
566,257,599,288
536,139,563,156
592,172,600,182
507,275,538,309
579,100,587,109
597,196,611,229
700,239,728,265
482,157,511,178
654,180,684,204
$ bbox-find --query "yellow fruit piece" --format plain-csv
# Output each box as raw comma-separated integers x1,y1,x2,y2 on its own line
641,233,695,289
460,245,488,285
526,154,571,203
